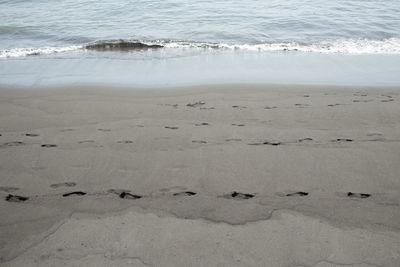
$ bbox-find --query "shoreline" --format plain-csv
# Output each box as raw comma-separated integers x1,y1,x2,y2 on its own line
1,84,399,266
2,51,400,87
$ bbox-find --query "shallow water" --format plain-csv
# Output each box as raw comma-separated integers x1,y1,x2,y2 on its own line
1,0,400,86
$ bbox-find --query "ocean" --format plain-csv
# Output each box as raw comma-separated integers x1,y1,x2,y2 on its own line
1,0,400,86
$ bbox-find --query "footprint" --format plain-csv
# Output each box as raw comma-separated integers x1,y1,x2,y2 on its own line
200,107,215,110
60,128,75,132
159,186,187,193
119,192,142,199
224,191,255,200
286,191,309,197
117,140,133,144
295,104,309,108
2,141,25,147
62,191,86,197
41,144,57,148
0,186,20,193
264,106,277,109
98,128,111,132
347,192,371,198
381,94,393,98
328,104,340,107
249,141,281,146
165,126,179,130
232,105,247,109
5,194,29,202
195,122,209,126
366,132,383,137
381,99,394,102
187,101,205,108
78,140,95,144
50,182,76,189
162,103,178,108
232,123,245,127
353,99,372,103
298,138,313,142
332,138,353,142
303,95,310,97
226,138,242,142
353,93,367,97
25,133,39,137
173,191,197,196
192,140,207,144
107,189,131,195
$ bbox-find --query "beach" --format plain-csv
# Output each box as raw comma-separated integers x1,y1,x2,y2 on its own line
0,84,399,266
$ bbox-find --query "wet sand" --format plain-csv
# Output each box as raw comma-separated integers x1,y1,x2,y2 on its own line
0,84,399,266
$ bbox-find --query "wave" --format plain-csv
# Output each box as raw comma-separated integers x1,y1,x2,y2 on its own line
148,38,400,54
0,45,82,58
1,38,400,58
85,40,163,50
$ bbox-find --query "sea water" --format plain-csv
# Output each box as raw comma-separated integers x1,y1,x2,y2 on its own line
1,0,400,86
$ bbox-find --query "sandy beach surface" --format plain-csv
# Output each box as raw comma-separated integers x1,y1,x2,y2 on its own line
0,84,399,266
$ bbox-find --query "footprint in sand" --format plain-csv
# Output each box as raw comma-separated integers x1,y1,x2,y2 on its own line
62,191,86,197
60,128,75,132
98,128,111,132
195,122,209,126
232,105,247,109
25,133,39,137
41,144,57,148
161,103,178,108
78,140,95,144
353,99,372,103
286,191,309,197
381,99,394,102
119,192,142,199
173,191,197,196
223,191,255,200
192,140,207,144
353,93,368,97
226,138,242,142
50,182,76,189
298,138,313,142
165,126,179,130
295,103,310,108
367,132,383,137
232,123,245,127
187,101,205,108
107,189,131,195
332,138,353,142
264,106,277,109
5,194,29,202
249,141,281,146
117,140,133,144
2,141,25,147
0,186,20,194
347,192,371,198
328,104,341,107
0,186,20,193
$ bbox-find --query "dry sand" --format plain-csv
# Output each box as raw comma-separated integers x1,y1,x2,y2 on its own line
0,84,399,266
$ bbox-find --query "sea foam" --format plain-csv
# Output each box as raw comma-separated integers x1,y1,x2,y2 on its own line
1,38,400,58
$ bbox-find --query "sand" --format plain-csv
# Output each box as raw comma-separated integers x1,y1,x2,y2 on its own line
0,84,399,266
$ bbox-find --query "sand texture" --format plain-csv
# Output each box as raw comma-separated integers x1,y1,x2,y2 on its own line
0,84,399,266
